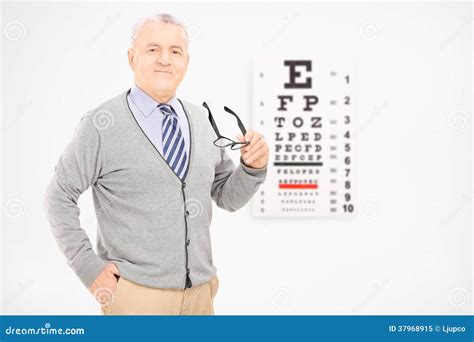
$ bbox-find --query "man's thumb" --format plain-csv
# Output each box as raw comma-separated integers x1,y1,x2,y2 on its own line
107,262,119,274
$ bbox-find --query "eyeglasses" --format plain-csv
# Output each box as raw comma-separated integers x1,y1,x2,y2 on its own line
202,102,250,150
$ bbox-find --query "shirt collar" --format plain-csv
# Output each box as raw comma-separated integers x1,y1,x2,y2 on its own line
129,84,179,118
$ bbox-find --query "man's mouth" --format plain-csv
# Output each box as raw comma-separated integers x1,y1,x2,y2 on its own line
154,70,172,74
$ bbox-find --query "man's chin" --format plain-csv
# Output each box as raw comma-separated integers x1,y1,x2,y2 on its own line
149,82,175,93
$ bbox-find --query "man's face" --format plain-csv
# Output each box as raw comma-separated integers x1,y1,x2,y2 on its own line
128,21,189,96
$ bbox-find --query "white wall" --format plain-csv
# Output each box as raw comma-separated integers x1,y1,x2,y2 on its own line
2,1,472,314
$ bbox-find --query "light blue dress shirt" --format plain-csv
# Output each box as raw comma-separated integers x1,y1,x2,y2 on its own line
126,85,191,158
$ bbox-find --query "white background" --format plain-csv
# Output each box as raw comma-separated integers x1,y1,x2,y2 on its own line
1,1,472,314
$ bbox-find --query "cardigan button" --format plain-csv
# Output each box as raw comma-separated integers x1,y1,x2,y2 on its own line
186,239,190,246
182,182,186,188
185,210,190,217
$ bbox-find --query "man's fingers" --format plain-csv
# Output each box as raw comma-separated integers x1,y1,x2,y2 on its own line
243,130,261,152
248,131,259,146
237,130,266,154
244,129,255,143
243,138,265,159
245,147,265,164
243,130,258,151
247,144,269,164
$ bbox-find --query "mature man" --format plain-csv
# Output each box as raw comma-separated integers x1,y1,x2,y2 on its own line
44,13,269,315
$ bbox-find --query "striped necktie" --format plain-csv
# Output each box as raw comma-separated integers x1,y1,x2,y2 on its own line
158,104,188,180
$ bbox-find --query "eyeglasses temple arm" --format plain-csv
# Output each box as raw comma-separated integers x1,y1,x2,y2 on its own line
202,102,222,138
223,106,247,136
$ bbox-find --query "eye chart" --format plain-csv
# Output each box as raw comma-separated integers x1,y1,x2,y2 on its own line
251,56,357,217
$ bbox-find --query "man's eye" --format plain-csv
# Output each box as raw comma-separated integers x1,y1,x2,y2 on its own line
172,50,181,55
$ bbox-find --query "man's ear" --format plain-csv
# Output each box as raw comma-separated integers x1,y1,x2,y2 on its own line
127,48,134,71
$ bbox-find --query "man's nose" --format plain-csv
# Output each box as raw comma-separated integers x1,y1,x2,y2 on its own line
157,51,171,65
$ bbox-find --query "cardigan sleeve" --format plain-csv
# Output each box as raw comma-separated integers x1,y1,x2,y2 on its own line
210,147,267,212
43,113,107,288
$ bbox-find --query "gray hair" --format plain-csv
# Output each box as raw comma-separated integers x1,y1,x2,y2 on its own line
130,13,189,48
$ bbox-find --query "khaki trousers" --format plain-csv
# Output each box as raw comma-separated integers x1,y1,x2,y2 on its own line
101,275,219,315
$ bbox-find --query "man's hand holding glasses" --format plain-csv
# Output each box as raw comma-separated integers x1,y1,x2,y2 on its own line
203,102,269,169
235,129,269,169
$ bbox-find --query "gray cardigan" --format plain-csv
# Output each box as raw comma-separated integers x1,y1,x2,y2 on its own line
44,89,267,289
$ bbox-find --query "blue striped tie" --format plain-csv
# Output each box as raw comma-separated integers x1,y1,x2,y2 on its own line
158,104,188,180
